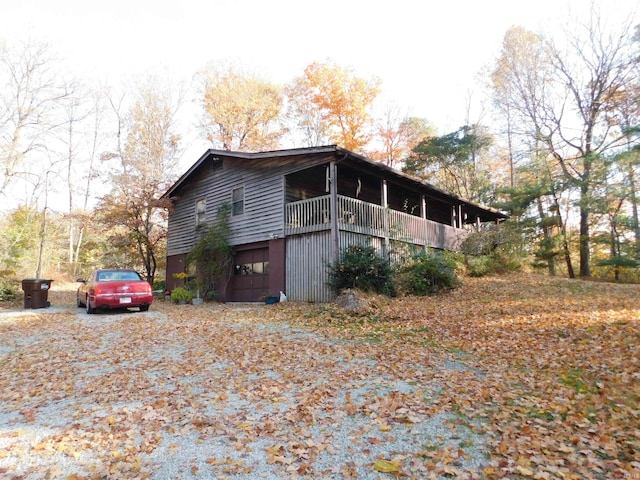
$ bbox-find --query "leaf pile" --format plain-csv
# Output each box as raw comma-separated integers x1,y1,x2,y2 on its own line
0,273,638,479
278,273,640,479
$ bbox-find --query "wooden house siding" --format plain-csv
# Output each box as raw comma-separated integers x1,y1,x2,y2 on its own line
286,231,334,303
166,175,211,256
168,164,286,255
226,163,285,246
164,146,508,302
285,228,435,303
166,152,338,256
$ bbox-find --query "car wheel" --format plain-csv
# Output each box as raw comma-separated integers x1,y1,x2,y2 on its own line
139,305,149,312
77,293,84,307
86,296,96,314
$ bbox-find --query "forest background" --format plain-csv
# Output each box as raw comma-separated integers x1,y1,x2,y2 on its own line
1,0,640,295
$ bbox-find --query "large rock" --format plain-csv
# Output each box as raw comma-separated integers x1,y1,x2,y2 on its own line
334,289,369,311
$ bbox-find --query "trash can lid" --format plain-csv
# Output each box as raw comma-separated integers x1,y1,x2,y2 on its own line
21,278,53,282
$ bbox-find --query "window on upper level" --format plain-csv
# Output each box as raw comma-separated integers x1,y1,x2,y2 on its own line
195,199,206,226
232,187,245,216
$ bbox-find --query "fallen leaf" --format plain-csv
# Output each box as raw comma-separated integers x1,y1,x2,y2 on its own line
373,459,401,473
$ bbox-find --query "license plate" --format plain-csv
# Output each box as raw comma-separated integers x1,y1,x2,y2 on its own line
120,297,132,304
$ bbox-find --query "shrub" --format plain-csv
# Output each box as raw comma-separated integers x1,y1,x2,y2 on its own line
465,255,497,277
170,287,193,303
595,256,640,282
0,283,18,302
460,226,523,277
396,251,459,295
187,204,234,297
0,273,18,302
328,244,396,296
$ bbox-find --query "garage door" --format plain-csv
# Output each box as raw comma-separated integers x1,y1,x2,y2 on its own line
229,248,269,302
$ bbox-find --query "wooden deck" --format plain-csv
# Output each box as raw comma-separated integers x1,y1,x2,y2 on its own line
285,195,466,251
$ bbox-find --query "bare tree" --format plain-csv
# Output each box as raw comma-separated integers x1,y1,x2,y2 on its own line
490,7,638,277
50,80,114,276
96,76,184,283
0,39,68,201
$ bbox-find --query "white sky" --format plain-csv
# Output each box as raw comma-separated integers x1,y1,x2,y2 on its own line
2,0,638,135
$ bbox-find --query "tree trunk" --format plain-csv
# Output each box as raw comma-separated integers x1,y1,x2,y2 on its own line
579,165,591,277
627,165,640,258
549,178,574,279
579,208,590,277
73,226,84,278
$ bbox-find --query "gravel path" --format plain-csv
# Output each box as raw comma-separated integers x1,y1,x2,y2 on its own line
0,303,490,479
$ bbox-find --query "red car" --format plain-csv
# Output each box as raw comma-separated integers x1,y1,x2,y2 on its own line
77,269,153,314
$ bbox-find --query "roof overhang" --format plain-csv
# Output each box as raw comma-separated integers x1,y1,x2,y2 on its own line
161,145,509,222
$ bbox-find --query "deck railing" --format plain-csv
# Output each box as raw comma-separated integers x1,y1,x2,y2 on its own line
285,194,466,250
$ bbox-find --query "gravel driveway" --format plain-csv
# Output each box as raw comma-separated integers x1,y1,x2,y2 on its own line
0,302,489,479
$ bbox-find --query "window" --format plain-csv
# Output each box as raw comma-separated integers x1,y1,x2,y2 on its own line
196,199,206,226
232,187,244,216
233,261,269,276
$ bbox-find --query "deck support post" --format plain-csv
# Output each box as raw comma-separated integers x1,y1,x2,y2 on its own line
330,161,339,264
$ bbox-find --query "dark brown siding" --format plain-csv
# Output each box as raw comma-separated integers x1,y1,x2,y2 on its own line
229,243,270,302
268,238,286,298
166,254,186,291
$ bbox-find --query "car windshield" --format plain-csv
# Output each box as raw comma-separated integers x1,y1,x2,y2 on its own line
97,271,142,282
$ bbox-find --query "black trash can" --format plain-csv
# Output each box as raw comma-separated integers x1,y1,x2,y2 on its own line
22,279,53,309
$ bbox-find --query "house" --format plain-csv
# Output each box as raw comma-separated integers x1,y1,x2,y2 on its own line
162,145,508,303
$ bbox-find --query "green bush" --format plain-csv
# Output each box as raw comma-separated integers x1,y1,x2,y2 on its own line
328,244,396,296
396,251,459,295
465,255,498,277
170,286,193,303
153,280,166,291
460,226,523,277
187,204,234,298
0,283,18,302
0,273,18,302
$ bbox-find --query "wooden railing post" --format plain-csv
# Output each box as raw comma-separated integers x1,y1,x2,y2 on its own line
381,180,390,259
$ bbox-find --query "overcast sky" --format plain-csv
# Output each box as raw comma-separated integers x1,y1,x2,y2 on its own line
1,0,639,136
0,0,638,133
1,0,638,213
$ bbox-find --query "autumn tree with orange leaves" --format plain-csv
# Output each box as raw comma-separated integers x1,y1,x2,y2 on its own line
287,61,381,152
198,64,286,152
370,102,435,169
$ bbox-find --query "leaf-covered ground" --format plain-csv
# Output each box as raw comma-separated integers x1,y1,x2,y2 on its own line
0,273,638,479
